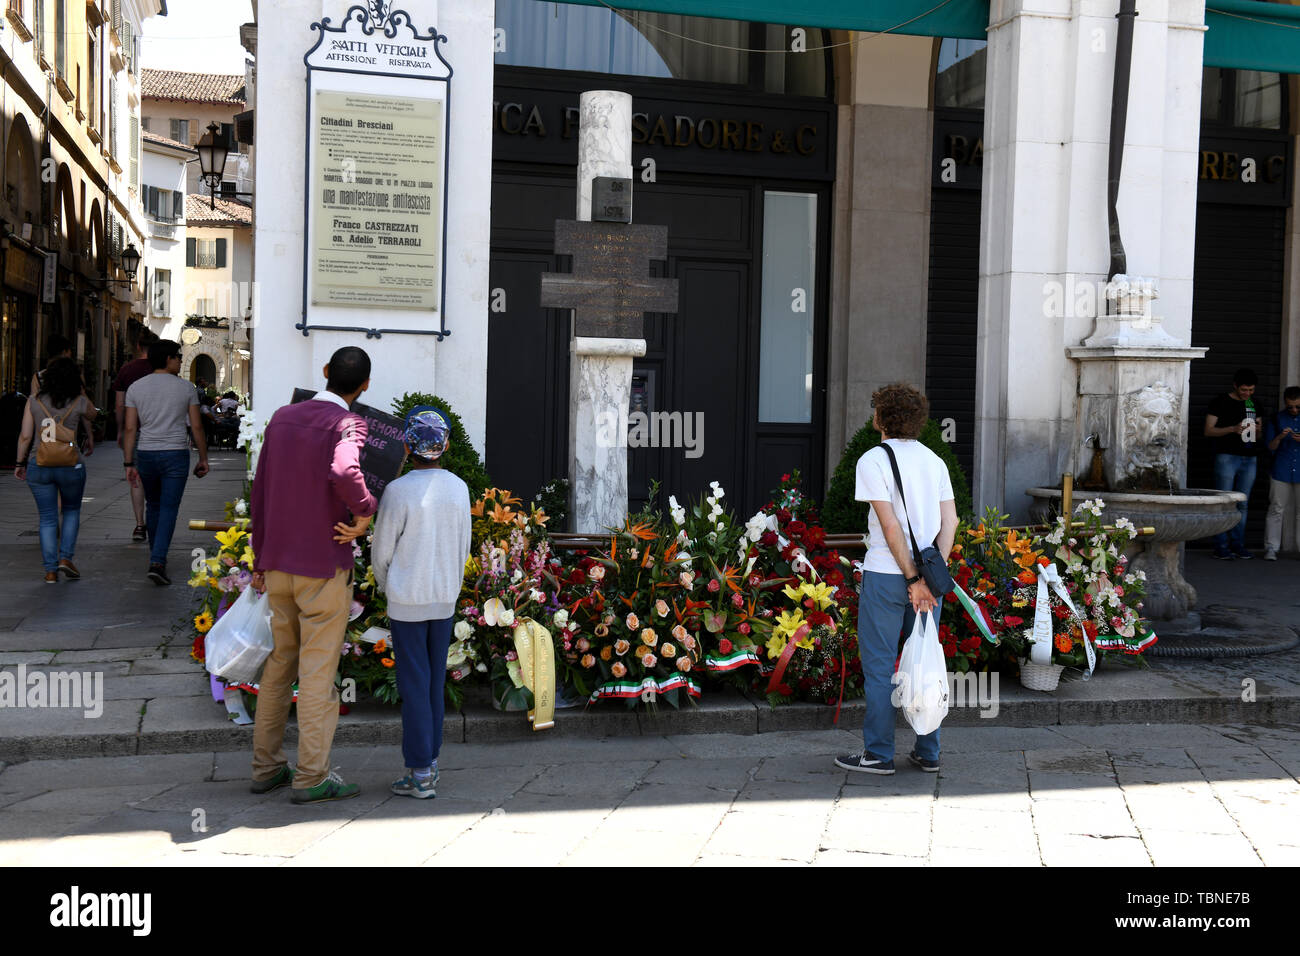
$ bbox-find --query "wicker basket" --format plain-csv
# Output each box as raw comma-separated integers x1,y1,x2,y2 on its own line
1019,658,1064,692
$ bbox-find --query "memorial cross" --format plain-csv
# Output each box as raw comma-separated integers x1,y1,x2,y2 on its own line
539,220,678,338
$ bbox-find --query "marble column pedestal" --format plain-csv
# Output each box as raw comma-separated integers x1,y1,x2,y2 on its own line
570,336,646,533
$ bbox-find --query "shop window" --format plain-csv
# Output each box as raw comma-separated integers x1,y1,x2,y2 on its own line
1202,68,1285,129
758,191,816,423
494,0,830,95
935,38,986,110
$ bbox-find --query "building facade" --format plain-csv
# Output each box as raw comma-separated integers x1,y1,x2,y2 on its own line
0,0,163,438
250,0,1300,530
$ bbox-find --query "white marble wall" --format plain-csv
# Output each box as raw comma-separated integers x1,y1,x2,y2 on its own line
976,0,1207,516
250,0,493,450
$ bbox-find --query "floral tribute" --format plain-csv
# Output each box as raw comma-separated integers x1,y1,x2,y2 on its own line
189,444,1155,711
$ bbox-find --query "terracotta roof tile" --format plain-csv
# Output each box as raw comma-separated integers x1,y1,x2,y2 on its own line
142,129,195,153
186,193,252,226
141,69,246,105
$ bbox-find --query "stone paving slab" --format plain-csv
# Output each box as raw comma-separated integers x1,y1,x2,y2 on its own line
0,722,1296,866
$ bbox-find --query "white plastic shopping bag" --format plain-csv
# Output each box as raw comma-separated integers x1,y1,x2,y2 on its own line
892,611,950,736
204,586,274,685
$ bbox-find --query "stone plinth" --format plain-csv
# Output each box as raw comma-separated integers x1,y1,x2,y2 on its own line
571,336,646,533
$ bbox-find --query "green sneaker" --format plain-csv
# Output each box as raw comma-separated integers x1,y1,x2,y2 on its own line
290,770,360,804
391,768,438,799
250,765,294,794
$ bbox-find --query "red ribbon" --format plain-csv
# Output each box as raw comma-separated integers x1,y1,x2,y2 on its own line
766,623,811,696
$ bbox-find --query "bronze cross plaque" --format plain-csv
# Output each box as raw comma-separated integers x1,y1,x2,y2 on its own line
539,219,679,338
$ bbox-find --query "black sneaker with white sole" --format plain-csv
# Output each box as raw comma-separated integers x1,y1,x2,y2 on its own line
908,751,940,772
834,752,895,775
147,563,171,586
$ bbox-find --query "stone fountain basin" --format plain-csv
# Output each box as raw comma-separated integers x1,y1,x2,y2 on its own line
1025,488,1247,542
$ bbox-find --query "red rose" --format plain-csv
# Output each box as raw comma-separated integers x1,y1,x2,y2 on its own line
760,531,778,547
960,636,981,654
707,579,721,593
943,643,956,658
787,520,808,538
718,638,733,654
731,592,744,608
777,509,792,524
945,591,958,604
737,622,751,635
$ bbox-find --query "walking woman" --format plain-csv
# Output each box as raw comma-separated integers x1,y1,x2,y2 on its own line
14,358,96,583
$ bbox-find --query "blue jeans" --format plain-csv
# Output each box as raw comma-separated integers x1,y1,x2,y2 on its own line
858,572,939,763
136,449,190,566
390,617,454,769
26,462,87,572
1213,453,1257,551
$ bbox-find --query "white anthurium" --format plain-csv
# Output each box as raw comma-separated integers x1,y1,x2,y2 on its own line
482,598,506,626
446,643,468,669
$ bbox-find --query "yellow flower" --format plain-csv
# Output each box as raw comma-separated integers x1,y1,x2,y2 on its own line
464,556,479,578
800,581,837,610
194,610,214,634
773,608,806,641
215,527,245,550
240,546,256,569
205,557,222,574
766,632,788,659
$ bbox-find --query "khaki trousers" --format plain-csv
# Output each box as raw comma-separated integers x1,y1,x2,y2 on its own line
1265,478,1300,553
252,567,351,789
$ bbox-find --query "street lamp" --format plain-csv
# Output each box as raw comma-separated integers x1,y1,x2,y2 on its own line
102,243,141,287
197,122,253,209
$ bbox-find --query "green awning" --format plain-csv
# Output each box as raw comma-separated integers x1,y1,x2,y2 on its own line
559,0,989,39
1205,1,1300,73
560,0,1300,73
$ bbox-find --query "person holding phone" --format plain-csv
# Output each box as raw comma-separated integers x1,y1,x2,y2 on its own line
1263,386,1300,560
121,339,209,586
1204,368,1260,560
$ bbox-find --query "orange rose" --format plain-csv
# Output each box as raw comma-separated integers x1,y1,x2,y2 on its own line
671,624,688,641
580,653,596,668
600,646,612,661
611,661,627,678
677,657,692,672
614,639,630,656
660,643,676,658
640,628,658,647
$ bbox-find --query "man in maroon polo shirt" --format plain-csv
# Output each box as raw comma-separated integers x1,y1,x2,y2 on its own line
114,328,157,540
249,346,377,804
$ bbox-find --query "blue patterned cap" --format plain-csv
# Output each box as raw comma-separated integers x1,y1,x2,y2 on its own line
404,405,450,461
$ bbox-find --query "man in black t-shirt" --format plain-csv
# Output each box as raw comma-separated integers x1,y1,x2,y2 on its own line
1204,368,1261,559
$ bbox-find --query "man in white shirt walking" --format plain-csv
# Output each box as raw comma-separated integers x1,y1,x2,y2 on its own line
837,384,959,775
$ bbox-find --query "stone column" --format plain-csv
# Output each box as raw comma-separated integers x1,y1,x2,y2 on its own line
569,91,645,533
974,0,1206,516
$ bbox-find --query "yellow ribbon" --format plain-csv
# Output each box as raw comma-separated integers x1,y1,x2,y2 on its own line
511,618,555,731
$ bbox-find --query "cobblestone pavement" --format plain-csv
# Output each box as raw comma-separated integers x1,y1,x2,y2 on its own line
1,722,1297,866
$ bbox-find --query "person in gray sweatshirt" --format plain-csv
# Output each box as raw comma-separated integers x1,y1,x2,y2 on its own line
370,406,471,799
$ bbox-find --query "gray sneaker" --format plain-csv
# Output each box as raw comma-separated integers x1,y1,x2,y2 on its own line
391,768,438,799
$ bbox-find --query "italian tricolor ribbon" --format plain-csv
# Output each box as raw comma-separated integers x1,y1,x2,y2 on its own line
952,583,997,644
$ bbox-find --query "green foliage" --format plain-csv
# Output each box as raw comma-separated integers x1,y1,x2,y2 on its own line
821,418,972,534
391,392,491,500
532,477,570,532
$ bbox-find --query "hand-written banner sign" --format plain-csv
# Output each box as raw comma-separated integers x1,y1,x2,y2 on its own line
291,389,407,499
310,90,443,310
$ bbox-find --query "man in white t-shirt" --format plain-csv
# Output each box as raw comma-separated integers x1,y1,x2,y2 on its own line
836,384,958,776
